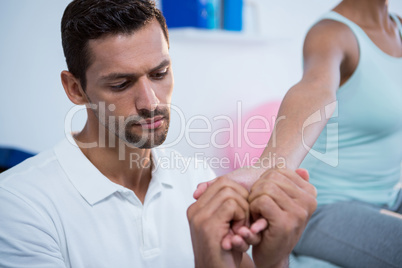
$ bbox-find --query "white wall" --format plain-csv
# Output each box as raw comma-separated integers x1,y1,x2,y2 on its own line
0,0,73,152
1,0,401,173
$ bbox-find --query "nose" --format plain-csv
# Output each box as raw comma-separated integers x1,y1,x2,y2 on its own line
135,77,159,112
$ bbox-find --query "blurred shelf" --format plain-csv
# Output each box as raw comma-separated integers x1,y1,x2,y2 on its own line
168,28,274,44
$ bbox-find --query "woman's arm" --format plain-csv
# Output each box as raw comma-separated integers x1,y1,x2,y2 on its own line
194,19,356,198
259,19,349,170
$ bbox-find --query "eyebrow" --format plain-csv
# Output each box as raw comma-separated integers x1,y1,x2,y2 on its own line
99,59,171,82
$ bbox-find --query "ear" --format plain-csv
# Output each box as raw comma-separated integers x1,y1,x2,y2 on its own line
61,70,88,105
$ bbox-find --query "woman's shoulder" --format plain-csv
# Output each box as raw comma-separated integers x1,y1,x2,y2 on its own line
304,18,356,56
307,16,353,40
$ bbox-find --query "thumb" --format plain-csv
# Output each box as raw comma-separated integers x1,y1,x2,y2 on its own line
193,178,217,200
295,168,309,182
193,182,208,200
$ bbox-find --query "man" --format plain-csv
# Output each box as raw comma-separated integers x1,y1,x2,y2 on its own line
0,0,317,267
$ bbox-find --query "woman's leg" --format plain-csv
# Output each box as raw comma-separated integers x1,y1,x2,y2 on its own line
293,200,402,268
390,189,402,214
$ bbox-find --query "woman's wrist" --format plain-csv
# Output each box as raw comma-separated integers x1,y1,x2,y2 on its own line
256,257,289,268
253,156,286,172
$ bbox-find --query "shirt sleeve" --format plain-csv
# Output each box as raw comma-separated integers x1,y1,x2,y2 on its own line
0,187,66,268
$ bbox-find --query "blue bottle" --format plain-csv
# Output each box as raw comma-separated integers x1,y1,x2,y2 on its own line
223,0,243,31
162,0,210,29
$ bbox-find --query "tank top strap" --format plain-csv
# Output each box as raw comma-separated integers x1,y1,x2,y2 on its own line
390,13,402,38
319,11,370,44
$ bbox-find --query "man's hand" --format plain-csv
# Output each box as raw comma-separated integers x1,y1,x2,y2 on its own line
190,168,317,268
193,165,265,200
187,177,254,268
245,168,317,268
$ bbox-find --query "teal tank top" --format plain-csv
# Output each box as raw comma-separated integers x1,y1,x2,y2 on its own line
300,11,402,207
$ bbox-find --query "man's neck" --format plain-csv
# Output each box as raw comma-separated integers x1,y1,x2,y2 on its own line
74,126,152,204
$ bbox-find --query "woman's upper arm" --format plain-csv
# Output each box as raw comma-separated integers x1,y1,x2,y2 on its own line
300,19,353,93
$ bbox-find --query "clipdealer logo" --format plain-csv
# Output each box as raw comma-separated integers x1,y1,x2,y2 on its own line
302,101,339,167
64,101,339,167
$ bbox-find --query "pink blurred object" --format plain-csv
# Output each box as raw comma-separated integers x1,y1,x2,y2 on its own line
225,100,282,170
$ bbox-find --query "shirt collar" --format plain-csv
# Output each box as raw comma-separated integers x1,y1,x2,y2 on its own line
54,134,172,206
149,147,174,188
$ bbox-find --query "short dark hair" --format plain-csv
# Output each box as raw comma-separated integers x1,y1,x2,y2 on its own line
61,0,169,90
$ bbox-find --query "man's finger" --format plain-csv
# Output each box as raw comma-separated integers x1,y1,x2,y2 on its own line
256,169,316,199
194,177,249,211
295,168,309,181
193,182,208,200
236,225,264,246
249,218,268,234
221,232,233,251
221,232,250,252
230,234,250,252
249,193,283,224
253,172,305,201
193,177,218,200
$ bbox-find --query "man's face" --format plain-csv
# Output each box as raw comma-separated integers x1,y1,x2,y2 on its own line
84,20,173,149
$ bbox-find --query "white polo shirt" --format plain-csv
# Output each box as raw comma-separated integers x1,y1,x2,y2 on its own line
0,137,216,268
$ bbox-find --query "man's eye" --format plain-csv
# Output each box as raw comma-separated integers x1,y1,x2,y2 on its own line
111,81,130,91
151,68,169,80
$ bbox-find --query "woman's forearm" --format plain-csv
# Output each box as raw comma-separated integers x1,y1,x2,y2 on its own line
259,81,337,170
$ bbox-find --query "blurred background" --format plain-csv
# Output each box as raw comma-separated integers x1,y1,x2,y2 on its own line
1,0,401,174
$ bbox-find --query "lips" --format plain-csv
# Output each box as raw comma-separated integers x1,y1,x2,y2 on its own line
133,116,164,130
